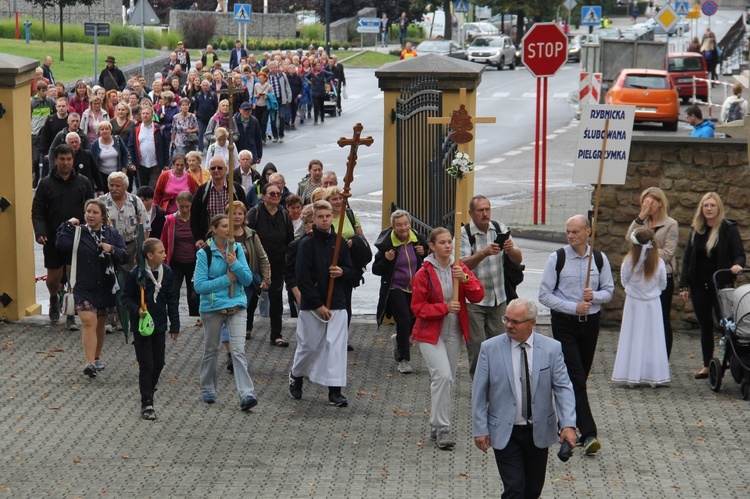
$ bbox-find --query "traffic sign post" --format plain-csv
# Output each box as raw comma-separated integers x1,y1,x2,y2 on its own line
581,6,602,27
85,22,111,83
234,4,251,50
702,0,718,31
129,0,160,77
454,0,468,14
522,23,568,224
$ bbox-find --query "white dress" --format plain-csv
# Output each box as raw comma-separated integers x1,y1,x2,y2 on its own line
612,256,671,386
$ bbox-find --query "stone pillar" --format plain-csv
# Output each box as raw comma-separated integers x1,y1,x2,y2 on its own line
0,54,41,321
375,55,486,229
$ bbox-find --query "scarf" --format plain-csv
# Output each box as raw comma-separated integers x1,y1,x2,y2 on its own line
88,225,119,294
212,112,229,129
145,264,164,303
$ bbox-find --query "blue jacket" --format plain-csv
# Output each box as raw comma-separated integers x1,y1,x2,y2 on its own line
193,89,218,124
691,119,715,138
122,264,181,337
90,135,129,174
194,239,255,312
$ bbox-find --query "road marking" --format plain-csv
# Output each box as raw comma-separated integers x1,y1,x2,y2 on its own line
522,92,536,98
476,138,488,145
368,190,383,196
505,150,523,156
475,164,487,171
492,92,510,98
547,134,558,139
553,93,568,99
519,146,533,151
553,128,567,134
486,157,505,164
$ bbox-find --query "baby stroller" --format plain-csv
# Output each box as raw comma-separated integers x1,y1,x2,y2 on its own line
323,81,340,117
709,268,750,399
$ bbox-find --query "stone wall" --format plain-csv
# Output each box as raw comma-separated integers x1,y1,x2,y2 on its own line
169,11,295,40
594,135,750,330
2,0,123,25
330,7,377,46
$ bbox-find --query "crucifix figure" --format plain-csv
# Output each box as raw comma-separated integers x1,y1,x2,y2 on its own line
216,81,247,295
427,88,496,300
325,123,374,308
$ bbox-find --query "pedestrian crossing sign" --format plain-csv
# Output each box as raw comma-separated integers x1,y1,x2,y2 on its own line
581,6,602,27
234,3,251,23
675,1,689,16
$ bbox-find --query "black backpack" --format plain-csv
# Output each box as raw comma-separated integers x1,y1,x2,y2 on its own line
344,208,372,288
727,100,744,123
201,242,261,291
464,222,525,304
553,247,604,290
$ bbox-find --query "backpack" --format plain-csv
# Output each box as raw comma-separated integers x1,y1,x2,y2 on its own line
345,208,372,288
727,100,744,123
464,222,525,303
201,242,261,291
554,247,604,290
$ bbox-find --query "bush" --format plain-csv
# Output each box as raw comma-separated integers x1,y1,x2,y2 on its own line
341,41,350,50
301,23,325,41
182,15,216,50
162,31,181,50
219,39,228,50
331,40,340,50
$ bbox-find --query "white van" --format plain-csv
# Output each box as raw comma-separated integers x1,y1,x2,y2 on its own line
421,9,459,39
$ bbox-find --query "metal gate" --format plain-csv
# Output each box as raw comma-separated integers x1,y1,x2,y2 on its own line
393,76,457,238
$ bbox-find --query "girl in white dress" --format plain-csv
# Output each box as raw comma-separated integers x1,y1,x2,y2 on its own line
612,228,670,387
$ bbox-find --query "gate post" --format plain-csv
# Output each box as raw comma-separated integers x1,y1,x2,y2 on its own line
0,54,41,321
375,55,486,230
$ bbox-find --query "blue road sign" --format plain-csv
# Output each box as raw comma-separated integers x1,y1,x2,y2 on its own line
581,6,602,26
675,1,689,16
455,0,469,13
357,17,380,34
234,3,251,23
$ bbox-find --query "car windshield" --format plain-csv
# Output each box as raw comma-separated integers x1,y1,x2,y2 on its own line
624,75,669,89
668,57,704,71
472,38,502,47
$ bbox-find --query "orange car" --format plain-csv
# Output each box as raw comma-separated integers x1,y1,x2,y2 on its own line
605,69,680,131
667,52,709,103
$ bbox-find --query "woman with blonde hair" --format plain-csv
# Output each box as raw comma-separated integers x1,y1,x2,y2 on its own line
626,187,678,358
186,150,210,184
202,126,239,170
612,228,669,387
81,96,110,145
680,192,745,378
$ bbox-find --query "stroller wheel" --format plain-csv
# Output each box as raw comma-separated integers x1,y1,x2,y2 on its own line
742,381,750,400
709,357,723,392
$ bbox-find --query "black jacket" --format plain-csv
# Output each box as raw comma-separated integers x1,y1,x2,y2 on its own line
296,226,354,311
98,65,126,91
190,180,246,243
234,113,263,163
49,127,90,170
72,148,104,192
122,264,181,337
372,227,427,325
148,205,167,240
247,202,294,264
680,219,746,289
193,90,218,124
32,168,94,240
40,114,70,155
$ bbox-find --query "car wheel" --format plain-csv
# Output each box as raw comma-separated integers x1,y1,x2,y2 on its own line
509,58,515,70
664,121,678,132
497,57,504,70
681,96,690,105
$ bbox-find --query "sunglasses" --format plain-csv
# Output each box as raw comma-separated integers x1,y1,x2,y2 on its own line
210,166,224,171
501,316,533,326
266,191,281,198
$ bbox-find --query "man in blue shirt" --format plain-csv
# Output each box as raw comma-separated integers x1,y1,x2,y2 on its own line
538,214,614,456
687,105,715,138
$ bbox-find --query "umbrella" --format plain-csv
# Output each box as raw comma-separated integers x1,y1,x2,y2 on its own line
118,223,145,344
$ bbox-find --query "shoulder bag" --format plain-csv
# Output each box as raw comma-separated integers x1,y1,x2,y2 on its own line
62,225,81,316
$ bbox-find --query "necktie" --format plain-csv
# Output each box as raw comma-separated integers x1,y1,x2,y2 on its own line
521,343,532,422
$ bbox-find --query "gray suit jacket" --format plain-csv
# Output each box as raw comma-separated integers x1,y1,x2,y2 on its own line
472,332,576,450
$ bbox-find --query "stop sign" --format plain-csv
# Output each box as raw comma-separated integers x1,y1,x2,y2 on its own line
522,23,568,77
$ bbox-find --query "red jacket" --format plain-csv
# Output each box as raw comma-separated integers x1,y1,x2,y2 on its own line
161,213,196,266
68,95,89,116
153,170,199,211
410,260,484,344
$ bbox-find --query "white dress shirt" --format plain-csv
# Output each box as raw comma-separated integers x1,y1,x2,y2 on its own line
511,333,534,425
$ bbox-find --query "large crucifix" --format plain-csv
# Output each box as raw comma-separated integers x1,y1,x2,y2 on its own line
427,88,496,300
217,80,248,296
326,123,374,308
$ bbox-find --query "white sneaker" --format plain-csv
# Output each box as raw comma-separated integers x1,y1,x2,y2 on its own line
391,334,399,362
398,360,413,374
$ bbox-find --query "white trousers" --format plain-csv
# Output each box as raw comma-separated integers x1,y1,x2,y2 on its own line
418,322,462,430
291,309,348,387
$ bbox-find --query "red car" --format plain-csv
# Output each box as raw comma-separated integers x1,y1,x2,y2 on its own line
605,69,680,131
667,52,709,104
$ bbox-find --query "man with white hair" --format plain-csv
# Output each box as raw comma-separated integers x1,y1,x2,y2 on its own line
66,132,103,193
49,113,89,171
190,156,246,248
233,149,259,194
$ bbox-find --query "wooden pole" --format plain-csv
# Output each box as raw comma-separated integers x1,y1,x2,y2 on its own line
585,117,610,289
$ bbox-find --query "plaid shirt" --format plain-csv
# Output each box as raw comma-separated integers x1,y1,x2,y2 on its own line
459,220,509,307
207,180,229,219
99,193,151,243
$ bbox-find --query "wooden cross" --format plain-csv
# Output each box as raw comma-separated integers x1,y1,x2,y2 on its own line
325,123,374,309
427,88,496,300
216,80,247,296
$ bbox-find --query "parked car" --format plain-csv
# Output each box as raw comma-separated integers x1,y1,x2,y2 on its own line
461,22,499,42
593,27,621,41
605,69,680,131
487,13,527,34
667,52,709,103
567,34,582,62
467,35,516,70
635,17,690,36
413,40,468,60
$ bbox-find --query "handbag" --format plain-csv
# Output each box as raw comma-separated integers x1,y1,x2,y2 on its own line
62,225,81,317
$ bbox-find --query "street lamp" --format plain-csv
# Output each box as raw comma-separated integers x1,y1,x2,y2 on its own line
325,0,331,56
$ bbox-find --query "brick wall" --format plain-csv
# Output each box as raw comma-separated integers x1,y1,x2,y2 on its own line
169,11,295,40
594,135,750,330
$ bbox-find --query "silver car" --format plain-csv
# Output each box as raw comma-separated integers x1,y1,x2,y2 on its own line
467,35,516,70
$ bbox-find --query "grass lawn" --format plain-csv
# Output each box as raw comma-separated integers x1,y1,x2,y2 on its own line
0,39,159,85
337,51,399,67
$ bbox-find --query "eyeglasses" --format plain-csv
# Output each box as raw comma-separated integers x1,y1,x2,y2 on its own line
210,166,224,171
266,192,281,198
501,316,533,326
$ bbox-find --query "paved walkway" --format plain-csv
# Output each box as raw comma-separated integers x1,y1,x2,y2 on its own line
1,312,749,497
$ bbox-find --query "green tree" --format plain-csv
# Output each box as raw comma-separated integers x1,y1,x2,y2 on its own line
44,0,102,61
25,0,54,42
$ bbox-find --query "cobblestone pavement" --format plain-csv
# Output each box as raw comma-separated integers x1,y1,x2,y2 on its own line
1,314,749,498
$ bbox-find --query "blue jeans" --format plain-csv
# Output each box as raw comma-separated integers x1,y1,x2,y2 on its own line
197,120,208,151
381,31,388,45
200,309,255,401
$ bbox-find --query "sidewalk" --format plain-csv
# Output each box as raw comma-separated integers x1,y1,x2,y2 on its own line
1,313,748,497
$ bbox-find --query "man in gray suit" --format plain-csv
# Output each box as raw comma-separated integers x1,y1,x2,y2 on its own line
472,298,577,498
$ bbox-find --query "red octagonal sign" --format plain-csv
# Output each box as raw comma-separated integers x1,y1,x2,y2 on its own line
522,22,568,77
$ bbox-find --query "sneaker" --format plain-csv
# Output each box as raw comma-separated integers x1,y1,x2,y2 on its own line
66,316,79,331
289,372,303,400
226,352,234,373
141,405,156,420
94,359,105,372
240,395,258,411
105,324,114,334
583,436,601,455
430,427,437,440
49,296,60,323
267,133,272,141
313,121,318,125
202,393,216,404
436,428,455,450
272,137,278,143
83,364,97,378
398,360,413,374
278,137,284,143
391,334,399,362
328,392,348,407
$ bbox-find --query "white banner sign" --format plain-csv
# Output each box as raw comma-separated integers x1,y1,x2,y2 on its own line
573,104,635,185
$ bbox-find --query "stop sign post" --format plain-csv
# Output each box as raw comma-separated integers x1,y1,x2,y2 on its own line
522,23,568,224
